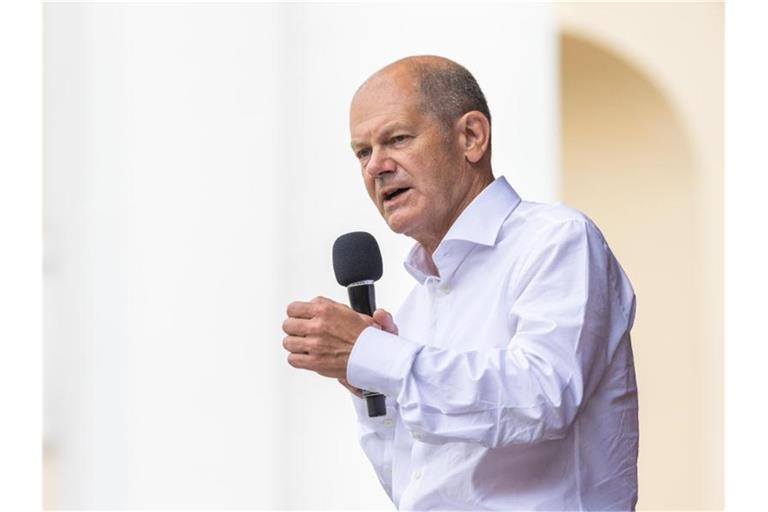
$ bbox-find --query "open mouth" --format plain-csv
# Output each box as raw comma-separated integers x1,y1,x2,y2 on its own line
384,187,410,202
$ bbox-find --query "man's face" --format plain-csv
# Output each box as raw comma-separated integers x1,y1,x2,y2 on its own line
349,73,464,244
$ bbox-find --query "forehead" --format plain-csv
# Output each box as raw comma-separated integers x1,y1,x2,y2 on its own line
349,74,424,144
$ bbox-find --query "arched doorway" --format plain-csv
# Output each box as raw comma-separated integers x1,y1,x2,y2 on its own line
561,32,720,509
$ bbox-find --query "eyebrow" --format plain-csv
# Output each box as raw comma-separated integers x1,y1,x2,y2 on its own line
350,122,410,151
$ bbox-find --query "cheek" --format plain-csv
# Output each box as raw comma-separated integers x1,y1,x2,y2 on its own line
415,175,442,203
363,176,381,208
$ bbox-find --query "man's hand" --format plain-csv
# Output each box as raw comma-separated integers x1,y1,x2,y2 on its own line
372,308,399,336
282,296,375,379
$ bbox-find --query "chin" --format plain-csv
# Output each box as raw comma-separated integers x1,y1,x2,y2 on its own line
384,212,411,235
385,219,407,235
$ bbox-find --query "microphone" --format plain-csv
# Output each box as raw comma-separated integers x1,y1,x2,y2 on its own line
332,231,387,417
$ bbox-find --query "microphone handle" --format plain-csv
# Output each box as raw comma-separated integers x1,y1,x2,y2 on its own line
347,284,387,417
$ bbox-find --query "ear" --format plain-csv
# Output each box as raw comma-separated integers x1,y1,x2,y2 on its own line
457,111,491,164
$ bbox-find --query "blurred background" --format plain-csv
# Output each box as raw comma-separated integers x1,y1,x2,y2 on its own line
43,2,722,510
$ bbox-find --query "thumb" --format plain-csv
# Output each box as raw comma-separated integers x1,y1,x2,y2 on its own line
372,308,399,335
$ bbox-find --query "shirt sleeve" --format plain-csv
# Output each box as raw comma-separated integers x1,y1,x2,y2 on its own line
346,219,635,448
347,391,398,502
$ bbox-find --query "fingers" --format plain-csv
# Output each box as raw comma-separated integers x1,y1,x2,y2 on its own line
372,308,399,335
286,300,315,319
282,317,312,336
286,352,313,370
286,296,338,320
283,297,381,381
282,335,309,354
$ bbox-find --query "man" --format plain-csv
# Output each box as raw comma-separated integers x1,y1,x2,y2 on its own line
282,56,638,510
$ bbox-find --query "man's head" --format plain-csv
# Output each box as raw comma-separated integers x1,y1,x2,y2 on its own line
349,55,493,253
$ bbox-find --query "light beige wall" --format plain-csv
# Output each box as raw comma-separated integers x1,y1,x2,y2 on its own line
557,3,723,510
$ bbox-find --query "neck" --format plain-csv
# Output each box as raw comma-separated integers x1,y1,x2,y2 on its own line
419,172,494,256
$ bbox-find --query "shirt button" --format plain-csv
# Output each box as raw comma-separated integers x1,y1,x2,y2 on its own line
412,431,422,440
383,419,393,427
413,468,422,480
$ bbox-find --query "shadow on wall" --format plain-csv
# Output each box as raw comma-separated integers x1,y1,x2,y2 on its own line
560,32,717,510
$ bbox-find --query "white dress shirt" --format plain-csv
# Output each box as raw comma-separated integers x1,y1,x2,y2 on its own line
346,176,639,511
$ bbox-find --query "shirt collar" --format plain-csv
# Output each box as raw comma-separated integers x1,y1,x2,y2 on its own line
403,175,521,284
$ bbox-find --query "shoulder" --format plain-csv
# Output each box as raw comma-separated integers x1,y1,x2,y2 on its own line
517,200,588,225
507,200,605,245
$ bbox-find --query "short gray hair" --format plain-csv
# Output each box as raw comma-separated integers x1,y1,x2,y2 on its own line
414,61,492,134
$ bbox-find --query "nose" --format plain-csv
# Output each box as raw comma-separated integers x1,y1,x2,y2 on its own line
365,147,396,179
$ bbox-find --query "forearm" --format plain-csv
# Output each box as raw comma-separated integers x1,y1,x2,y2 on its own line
347,327,587,448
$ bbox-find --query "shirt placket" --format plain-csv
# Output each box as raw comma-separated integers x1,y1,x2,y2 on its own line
425,276,439,346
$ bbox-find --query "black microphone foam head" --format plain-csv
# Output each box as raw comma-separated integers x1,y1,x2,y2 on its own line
332,231,383,286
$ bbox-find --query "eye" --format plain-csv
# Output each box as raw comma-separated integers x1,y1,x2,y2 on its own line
356,148,371,161
390,134,410,145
